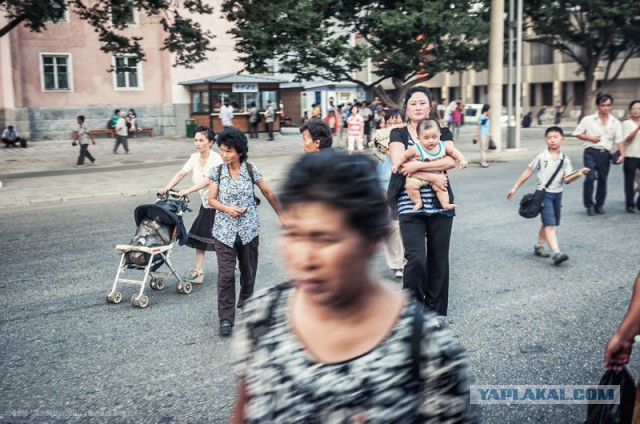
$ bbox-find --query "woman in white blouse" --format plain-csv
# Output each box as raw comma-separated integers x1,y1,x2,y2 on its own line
159,126,222,283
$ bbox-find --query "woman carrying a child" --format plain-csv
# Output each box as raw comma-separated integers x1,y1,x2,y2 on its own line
388,86,456,319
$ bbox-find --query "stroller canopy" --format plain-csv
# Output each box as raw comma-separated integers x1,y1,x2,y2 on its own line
134,202,189,246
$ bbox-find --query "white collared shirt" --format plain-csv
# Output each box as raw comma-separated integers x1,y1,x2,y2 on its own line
622,119,640,158
573,113,623,152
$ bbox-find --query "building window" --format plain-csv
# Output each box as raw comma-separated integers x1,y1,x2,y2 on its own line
111,1,138,26
531,41,554,65
48,1,70,23
541,83,553,105
573,81,585,106
40,54,72,91
529,84,537,107
113,56,142,90
192,91,210,113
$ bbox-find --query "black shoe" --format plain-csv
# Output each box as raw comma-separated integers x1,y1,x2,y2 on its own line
626,206,636,214
552,252,569,265
595,206,606,215
219,319,233,337
587,206,595,216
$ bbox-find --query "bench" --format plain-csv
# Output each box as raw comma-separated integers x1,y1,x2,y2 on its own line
72,129,115,139
132,127,154,137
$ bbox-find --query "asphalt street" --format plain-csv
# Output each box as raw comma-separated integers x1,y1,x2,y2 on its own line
0,124,639,423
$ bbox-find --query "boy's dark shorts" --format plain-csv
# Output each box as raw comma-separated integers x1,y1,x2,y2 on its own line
541,191,562,227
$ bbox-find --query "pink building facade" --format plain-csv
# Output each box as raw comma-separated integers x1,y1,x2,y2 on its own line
0,2,242,140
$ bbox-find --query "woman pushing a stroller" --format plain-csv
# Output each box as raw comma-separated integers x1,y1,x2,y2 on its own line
159,126,222,284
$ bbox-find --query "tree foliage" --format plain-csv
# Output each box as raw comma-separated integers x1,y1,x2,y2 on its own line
0,0,215,68
525,0,640,115
222,0,489,106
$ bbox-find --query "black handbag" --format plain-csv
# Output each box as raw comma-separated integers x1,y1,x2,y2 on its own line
611,150,621,165
519,156,564,219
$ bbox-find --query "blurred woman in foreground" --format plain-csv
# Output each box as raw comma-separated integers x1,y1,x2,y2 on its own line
231,149,476,423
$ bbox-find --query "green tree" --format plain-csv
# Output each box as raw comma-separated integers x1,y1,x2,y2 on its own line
525,0,640,116
222,0,489,106
0,0,215,68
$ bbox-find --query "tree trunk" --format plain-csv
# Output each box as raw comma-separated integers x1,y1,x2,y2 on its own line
580,61,599,121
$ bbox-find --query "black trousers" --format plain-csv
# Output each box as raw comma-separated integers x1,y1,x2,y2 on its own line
249,122,258,138
583,147,611,208
399,213,453,316
213,235,259,325
2,137,19,147
76,144,95,165
623,157,640,208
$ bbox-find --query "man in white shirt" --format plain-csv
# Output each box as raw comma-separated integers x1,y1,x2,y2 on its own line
114,111,130,154
220,102,234,128
2,125,26,148
573,93,623,215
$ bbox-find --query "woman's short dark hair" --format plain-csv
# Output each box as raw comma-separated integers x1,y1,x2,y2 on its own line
194,125,215,142
628,100,640,110
280,149,389,242
299,119,333,149
481,104,490,113
217,127,249,162
596,93,614,105
403,86,433,108
77,115,85,122
386,108,406,122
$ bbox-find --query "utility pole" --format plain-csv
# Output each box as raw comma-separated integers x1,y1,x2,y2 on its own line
507,0,515,148
488,0,505,150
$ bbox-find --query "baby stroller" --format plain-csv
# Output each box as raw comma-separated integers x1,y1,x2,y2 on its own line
106,190,192,308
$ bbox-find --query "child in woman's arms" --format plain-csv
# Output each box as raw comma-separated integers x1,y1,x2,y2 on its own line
392,119,467,211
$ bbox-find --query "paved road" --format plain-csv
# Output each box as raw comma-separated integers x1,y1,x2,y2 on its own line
1,124,639,423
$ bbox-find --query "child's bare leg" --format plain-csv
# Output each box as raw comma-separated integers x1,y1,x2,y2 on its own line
406,180,423,211
435,187,456,210
543,225,559,252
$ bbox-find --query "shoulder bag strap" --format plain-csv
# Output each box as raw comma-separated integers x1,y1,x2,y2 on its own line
543,155,565,190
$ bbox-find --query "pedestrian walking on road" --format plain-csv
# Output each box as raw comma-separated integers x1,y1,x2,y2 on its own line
159,126,222,284
573,93,624,215
475,104,491,168
375,108,407,279
113,111,130,154
299,119,333,153
507,126,590,265
622,100,640,213
264,101,275,141
208,128,285,337
388,86,457,318
72,115,96,167
346,104,364,152
230,149,476,423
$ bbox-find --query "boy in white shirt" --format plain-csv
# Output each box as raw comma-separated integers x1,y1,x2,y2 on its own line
507,127,590,265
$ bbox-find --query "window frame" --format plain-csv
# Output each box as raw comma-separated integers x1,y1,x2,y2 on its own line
110,1,139,27
39,53,73,92
112,55,143,91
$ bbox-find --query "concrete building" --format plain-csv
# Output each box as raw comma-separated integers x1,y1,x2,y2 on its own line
0,1,242,140
424,40,640,121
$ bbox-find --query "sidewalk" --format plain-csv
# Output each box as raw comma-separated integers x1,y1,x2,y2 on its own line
0,122,581,209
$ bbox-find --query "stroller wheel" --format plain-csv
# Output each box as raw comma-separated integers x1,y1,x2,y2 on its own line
107,291,123,304
138,295,149,308
182,281,192,294
150,279,157,289
155,278,165,290
131,294,140,307
176,282,184,293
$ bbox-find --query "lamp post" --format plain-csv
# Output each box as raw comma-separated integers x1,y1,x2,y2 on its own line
488,0,505,150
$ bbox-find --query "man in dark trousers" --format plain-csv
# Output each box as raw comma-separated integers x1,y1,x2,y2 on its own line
573,93,624,215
